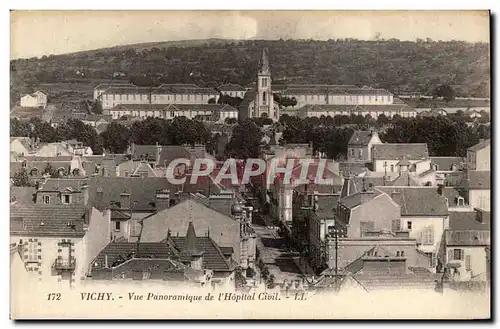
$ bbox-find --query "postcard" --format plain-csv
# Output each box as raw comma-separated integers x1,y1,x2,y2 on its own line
10,10,491,319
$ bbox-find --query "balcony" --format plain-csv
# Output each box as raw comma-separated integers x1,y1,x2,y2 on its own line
53,258,76,271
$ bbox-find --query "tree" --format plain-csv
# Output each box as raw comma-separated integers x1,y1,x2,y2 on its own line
99,122,132,154
267,274,276,289
224,117,237,124
42,163,59,178
12,169,31,187
225,119,263,159
433,84,456,103
208,97,216,104
92,100,103,114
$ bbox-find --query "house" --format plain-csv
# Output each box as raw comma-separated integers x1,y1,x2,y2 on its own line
10,204,111,286
218,84,247,99
88,239,213,287
87,177,180,242
439,186,472,212
371,143,430,174
140,198,242,264
34,178,90,206
466,170,490,211
347,130,382,163
467,139,490,171
374,186,450,270
165,222,237,287
20,91,47,109
430,156,465,185
444,230,490,282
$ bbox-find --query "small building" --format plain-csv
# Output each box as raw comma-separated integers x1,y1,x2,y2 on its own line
466,170,490,211
347,130,382,163
371,143,430,174
20,91,47,109
10,204,111,286
467,139,490,171
444,229,490,282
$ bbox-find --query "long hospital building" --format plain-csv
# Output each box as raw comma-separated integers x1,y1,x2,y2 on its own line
94,49,416,122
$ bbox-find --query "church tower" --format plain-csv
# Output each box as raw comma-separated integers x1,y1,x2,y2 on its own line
255,48,278,120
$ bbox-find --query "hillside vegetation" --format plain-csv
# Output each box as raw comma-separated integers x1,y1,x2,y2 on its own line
11,39,490,106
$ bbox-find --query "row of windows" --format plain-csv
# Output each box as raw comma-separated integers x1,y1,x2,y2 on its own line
106,94,215,101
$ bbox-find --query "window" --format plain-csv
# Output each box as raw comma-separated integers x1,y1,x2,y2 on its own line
124,171,129,177
453,248,464,261
43,195,50,204
262,92,267,105
396,251,400,257
170,111,175,118
407,221,412,230
422,227,434,245
62,195,71,204
390,165,395,172
465,255,471,271
350,149,355,157
401,251,405,257
457,196,465,206
25,239,40,263
358,149,363,158
115,221,121,231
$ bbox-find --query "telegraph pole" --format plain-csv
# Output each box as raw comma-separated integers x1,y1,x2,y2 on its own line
334,227,339,293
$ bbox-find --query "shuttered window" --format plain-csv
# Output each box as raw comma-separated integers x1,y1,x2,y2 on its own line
422,227,434,245
466,255,471,271
450,248,464,261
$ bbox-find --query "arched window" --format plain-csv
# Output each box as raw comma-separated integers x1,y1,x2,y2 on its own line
30,168,38,176
262,92,267,105
72,168,80,176
390,165,394,172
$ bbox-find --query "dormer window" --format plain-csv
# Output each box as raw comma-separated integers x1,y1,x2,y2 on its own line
444,198,449,207
43,195,50,204
62,194,71,204
457,196,465,206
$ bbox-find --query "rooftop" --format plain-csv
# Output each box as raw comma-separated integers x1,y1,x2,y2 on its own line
375,187,449,217
467,139,490,152
372,143,429,161
348,131,377,146
445,230,490,246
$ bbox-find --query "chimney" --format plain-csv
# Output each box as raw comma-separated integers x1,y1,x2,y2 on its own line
120,191,131,209
81,183,89,206
362,177,366,192
155,189,171,210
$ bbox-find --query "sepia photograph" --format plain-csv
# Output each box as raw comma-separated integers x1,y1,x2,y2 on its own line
9,9,491,319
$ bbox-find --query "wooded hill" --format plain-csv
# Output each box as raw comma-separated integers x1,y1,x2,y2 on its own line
11,38,490,105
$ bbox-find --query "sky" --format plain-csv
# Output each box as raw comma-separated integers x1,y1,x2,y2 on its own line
10,10,490,59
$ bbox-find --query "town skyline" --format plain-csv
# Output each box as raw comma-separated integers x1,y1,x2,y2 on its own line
10,10,490,59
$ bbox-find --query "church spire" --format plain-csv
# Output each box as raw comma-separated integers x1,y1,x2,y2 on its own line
258,48,270,75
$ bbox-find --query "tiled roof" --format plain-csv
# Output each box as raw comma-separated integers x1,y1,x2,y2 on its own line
348,131,375,146
449,211,490,230
466,171,491,189
102,86,153,95
430,157,466,171
340,190,382,209
467,139,490,152
314,195,340,218
88,176,178,211
238,90,257,110
218,84,246,92
92,258,205,282
375,187,449,216
21,156,73,162
40,178,90,192
172,104,237,112
338,162,371,176
151,84,217,95
169,236,234,272
131,144,159,161
440,187,467,206
445,230,490,246
10,187,36,204
372,143,429,161
94,83,135,90
93,242,179,268
10,204,87,237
